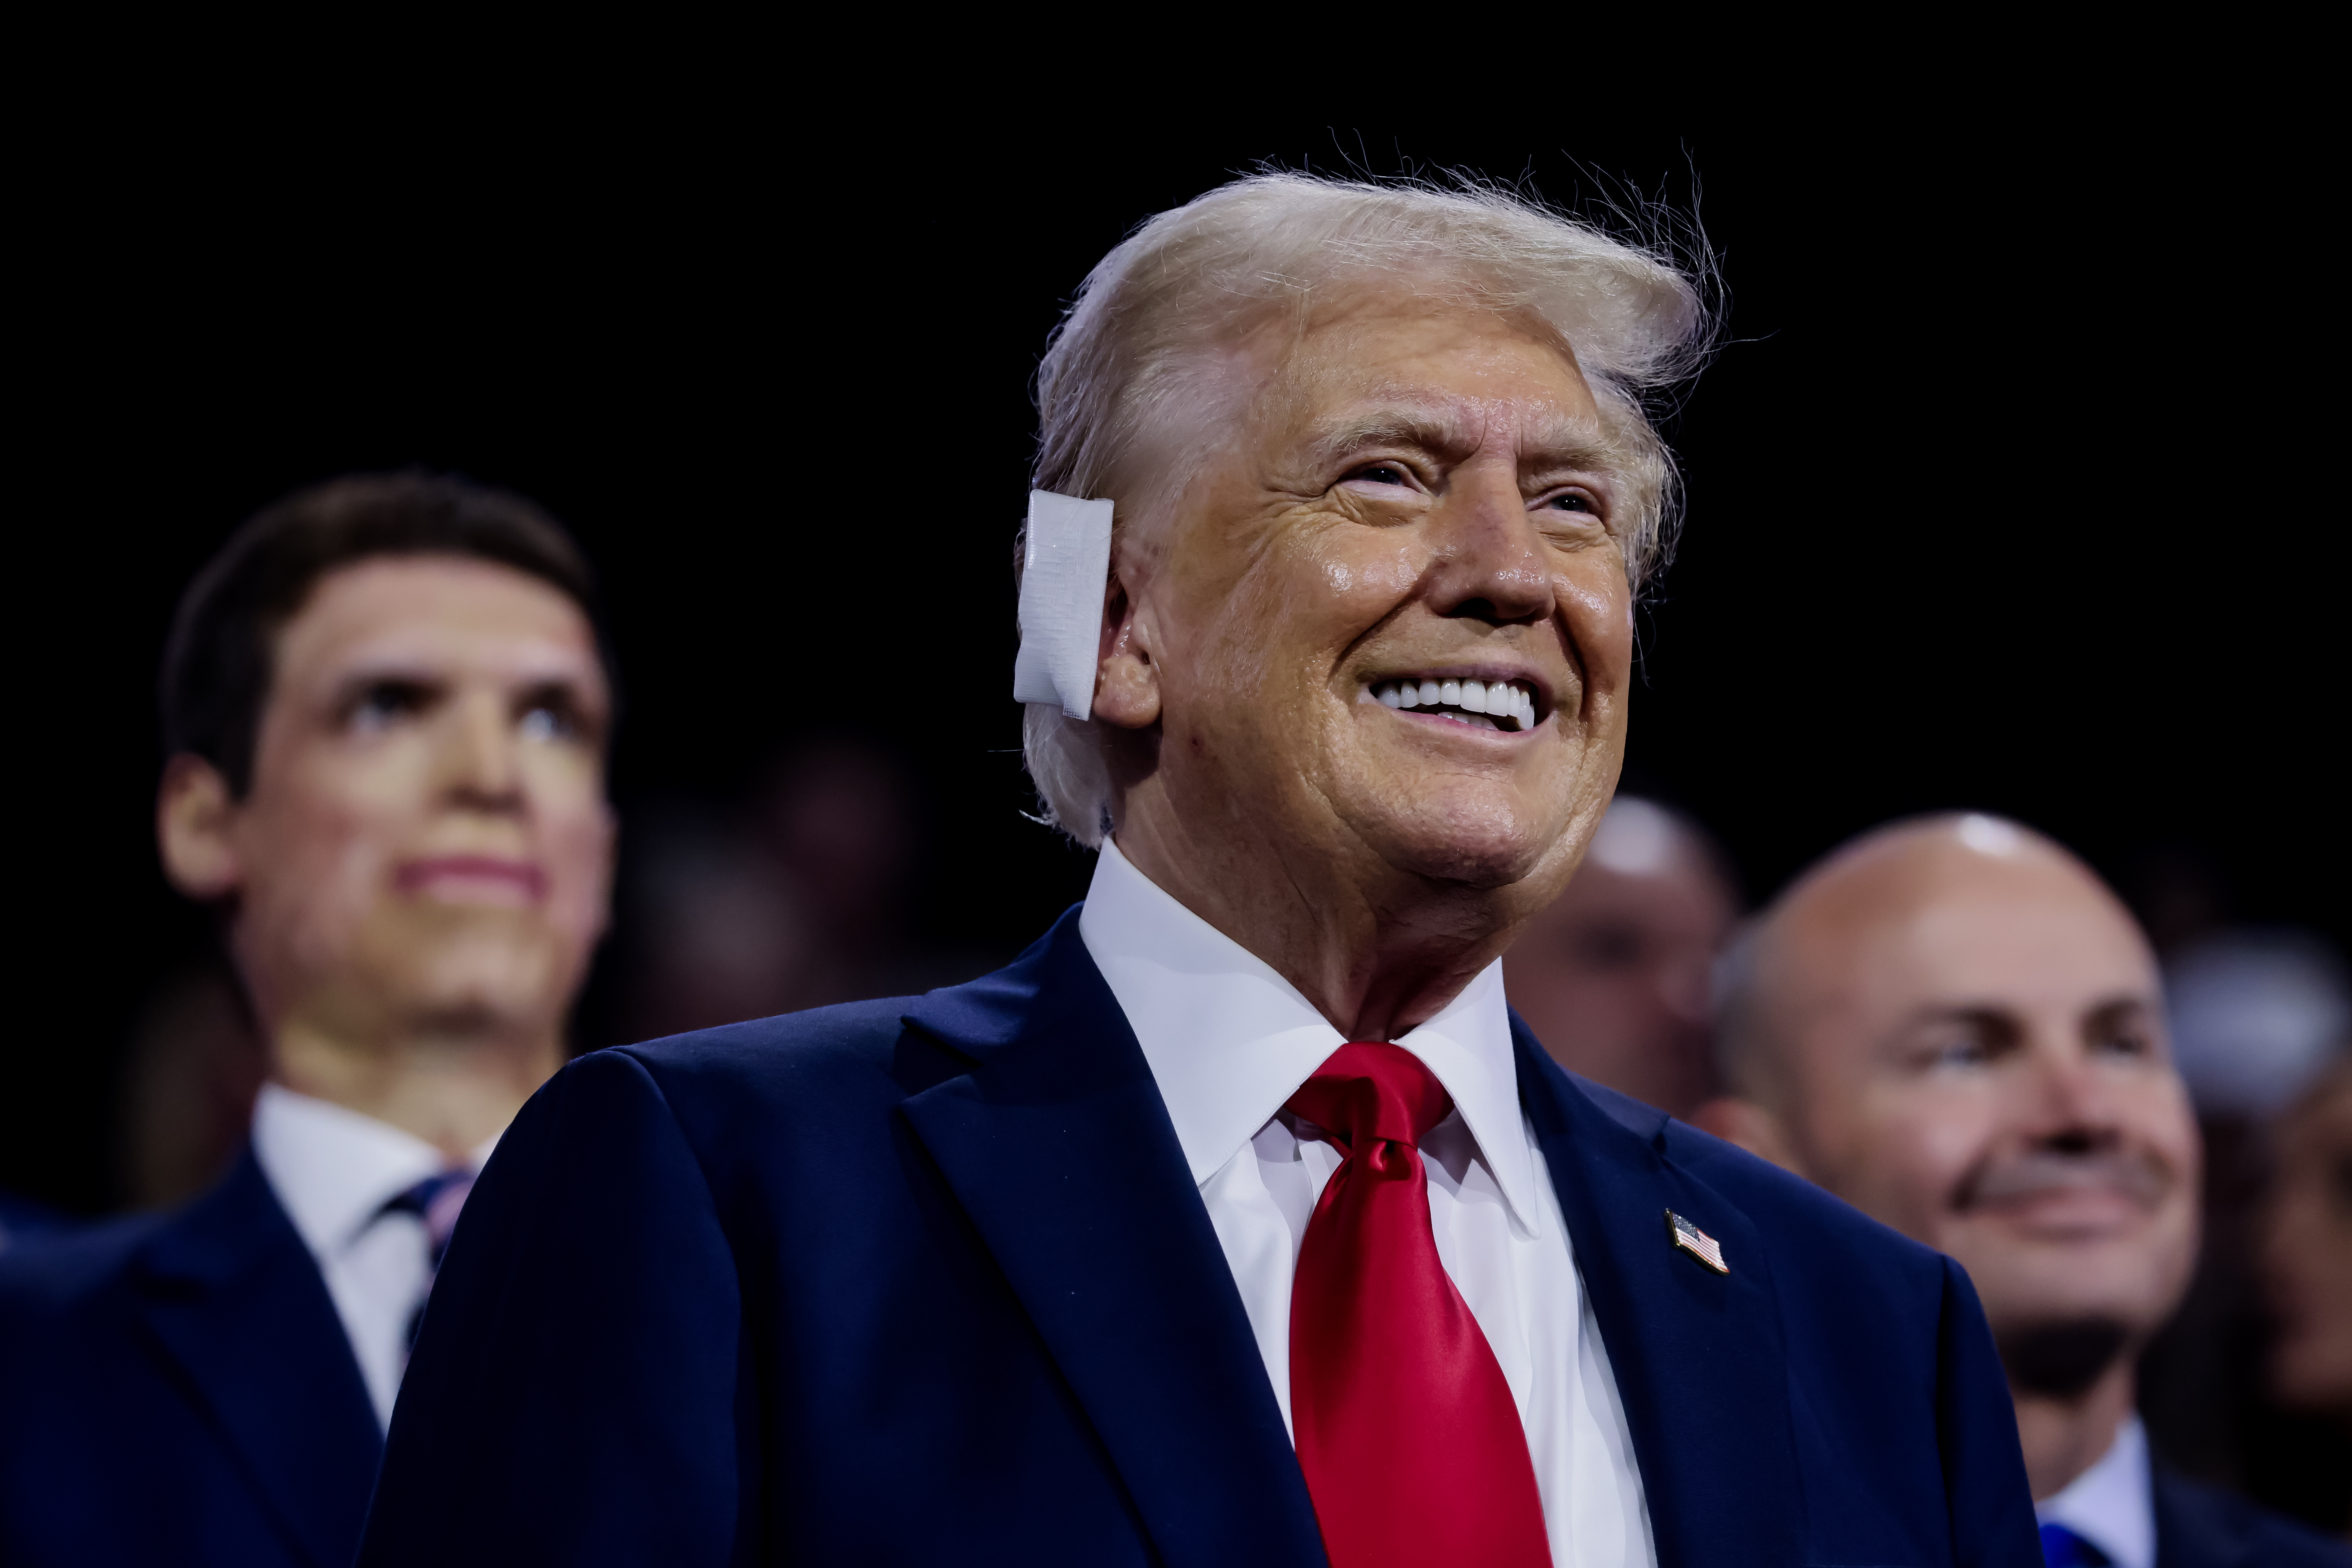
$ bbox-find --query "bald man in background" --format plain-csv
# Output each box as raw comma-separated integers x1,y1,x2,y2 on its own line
1503,796,1738,1120
1697,815,2348,1568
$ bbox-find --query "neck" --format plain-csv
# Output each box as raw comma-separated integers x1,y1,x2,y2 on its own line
270,1012,562,1159
2015,1359,2137,1502
1111,816,1521,1042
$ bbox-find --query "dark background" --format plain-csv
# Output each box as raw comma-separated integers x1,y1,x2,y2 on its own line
9,109,2339,1216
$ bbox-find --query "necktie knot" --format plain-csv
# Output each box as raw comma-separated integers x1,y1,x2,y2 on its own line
1283,1038,1550,1566
382,1168,476,1262
1284,1040,1452,1152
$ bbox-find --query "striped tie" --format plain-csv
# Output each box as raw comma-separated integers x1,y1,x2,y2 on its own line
381,1168,476,1351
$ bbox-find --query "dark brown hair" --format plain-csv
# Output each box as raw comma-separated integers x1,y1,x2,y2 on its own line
160,471,613,796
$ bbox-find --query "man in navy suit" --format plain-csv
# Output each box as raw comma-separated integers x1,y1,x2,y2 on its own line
361,173,2040,1566
1698,815,2351,1566
0,474,618,1568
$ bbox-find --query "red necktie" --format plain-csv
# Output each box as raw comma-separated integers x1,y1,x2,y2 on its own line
1285,1041,1552,1568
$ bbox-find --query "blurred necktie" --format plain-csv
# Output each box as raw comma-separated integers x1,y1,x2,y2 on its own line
1284,1041,1552,1568
382,1168,477,1350
2039,1522,2112,1566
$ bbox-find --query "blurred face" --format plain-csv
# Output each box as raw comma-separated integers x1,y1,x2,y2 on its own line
1114,291,1633,909
2263,1078,2352,1415
208,557,614,1049
1503,806,1735,1117
1771,840,2200,1347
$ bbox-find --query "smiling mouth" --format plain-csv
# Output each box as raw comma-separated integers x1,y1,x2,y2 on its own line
396,856,548,905
1370,676,1540,733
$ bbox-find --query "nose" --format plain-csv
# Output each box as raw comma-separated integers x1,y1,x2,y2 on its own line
442,691,526,813
1422,468,1556,627
2024,1039,2121,1149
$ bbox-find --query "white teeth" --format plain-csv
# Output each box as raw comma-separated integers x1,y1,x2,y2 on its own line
1372,677,1539,731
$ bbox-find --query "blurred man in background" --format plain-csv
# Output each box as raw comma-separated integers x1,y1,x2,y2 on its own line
2263,1056,2352,1544
1697,814,2348,1567
1502,794,1737,1119
623,738,987,1039
0,474,617,1568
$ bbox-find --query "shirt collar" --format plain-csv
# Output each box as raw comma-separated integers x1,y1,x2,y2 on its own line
1078,837,1543,1236
250,1082,503,1257
2036,1415,2154,1568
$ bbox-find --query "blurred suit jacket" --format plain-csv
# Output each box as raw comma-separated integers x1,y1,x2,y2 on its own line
358,907,2040,1567
2157,1465,2352,1567
0,1150,379,1568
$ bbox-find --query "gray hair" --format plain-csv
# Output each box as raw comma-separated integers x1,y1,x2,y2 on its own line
1021,170,1716,845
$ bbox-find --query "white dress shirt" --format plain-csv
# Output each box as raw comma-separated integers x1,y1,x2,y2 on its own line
249,1083,500,1429
1080,839,1657,1568
2036,1415,2156,1568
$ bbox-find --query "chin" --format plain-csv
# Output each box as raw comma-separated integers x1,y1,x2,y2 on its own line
1967,1247,2182,1343
1357,796,1565,892
385,924,578,1030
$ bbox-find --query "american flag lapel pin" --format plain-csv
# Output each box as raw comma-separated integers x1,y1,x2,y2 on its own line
1666,1210,1729,1274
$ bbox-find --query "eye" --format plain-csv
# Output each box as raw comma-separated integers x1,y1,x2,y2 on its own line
518,706,570,743
1571,924,1644,972
347,680,432,733
1340,462,1416,491
516,684,597,746
2089,1027,2154,1061
1542,491,1595,514
1921,1034,1992,1071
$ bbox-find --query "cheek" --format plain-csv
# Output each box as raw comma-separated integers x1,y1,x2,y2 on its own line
259,761,413,924
1178,528,1411,700
527,764,614,929
1555,564,1633,690
1846,1093,1989,1231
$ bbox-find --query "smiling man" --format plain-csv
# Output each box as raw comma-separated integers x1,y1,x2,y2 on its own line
1697,814,2350,1567
359,174,2036,1568
0,474,616,1568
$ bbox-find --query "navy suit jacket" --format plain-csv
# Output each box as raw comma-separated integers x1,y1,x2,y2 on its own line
361,908,2039,1566
2155,1465,2352,1567
0,1149,383,1568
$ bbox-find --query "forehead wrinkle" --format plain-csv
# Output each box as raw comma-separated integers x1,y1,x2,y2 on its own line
1302,392,1616,477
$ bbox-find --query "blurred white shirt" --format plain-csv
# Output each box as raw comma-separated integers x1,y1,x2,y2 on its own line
1081,839,1657,1568
250,1084,498,1428
2036,1415,2155,1568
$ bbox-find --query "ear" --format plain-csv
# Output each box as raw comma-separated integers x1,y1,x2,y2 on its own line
1089,565,1160,731
1689,1095,1808,1176
157,753,245,901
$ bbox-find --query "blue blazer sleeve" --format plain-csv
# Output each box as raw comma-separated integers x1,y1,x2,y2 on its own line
358,1049,755,1568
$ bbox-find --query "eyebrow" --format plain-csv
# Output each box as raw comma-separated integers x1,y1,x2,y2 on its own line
1888,992,2159,1042
1303,401,1621,478
2080,995,2159,1033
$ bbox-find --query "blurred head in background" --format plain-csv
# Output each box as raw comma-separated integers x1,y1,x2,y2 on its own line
2263,1055,2352,1425
1697,814,2200,1500
153,473,616,1159
1502,796,1737,1118
623,738,943,1040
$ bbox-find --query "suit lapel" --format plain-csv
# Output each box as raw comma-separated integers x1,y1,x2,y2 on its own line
900,910,1328,1568
1514,1020,1806,1568
133,1149,385,1568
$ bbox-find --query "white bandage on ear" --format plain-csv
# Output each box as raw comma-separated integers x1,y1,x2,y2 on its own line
1012,490,1115,721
